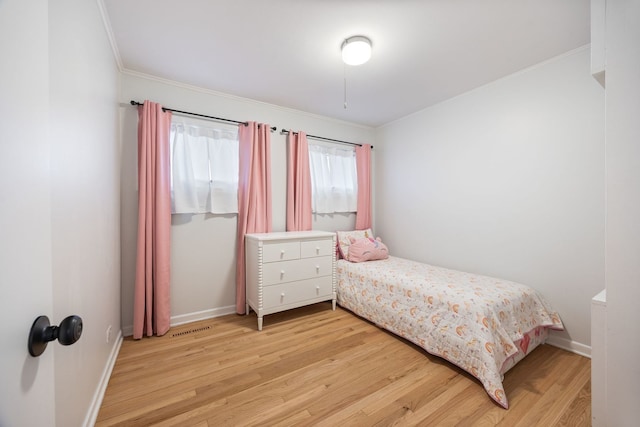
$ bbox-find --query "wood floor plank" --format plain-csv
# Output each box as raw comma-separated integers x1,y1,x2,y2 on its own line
313,361,443,426
95,304,591,426
554,380,591,427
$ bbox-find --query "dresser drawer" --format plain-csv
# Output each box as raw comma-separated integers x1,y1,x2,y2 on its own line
262,277,333,309
262,256,332,286
262,241,301,263
301,238,335,258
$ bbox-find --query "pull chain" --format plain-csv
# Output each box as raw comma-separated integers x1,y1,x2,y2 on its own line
343,63,348,109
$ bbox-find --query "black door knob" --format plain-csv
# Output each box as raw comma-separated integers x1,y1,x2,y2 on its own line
28,315,83,357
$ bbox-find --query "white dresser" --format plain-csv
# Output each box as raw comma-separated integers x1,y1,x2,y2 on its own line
245,231,336,331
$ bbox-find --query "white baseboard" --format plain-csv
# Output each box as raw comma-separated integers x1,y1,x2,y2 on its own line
546,333,591,358
121,305,237,337
170,305,237,327
83,330,123,427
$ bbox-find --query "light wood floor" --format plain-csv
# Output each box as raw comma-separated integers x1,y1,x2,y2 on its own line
96,303,590,426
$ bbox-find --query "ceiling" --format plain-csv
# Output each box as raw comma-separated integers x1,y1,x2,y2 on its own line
102,0,590,127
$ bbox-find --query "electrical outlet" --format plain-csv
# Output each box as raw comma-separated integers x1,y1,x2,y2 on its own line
106,325,112,344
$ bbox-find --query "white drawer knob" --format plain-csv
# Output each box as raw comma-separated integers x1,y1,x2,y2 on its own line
280,270,285,276
280,249,285,257
316,246,320,253
316,265,320,271
316,286,320,291
281,293,285,297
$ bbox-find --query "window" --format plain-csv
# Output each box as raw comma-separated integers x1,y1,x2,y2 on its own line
170,118,239,214
308,143,358,213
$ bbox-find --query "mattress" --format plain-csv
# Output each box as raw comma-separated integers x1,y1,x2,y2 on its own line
336,256,563,408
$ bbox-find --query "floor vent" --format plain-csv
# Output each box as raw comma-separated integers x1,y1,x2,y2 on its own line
172,326,211,337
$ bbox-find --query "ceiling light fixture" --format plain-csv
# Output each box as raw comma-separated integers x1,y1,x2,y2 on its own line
341,36,372,66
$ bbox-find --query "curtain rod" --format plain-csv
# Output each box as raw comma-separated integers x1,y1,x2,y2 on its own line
280,129,373,149
130,100,277,132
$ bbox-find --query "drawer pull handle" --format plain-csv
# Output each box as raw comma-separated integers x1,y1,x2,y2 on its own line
280,250,285,257
280,270,285,276
316,246,320,253
316,265,320,271
316,286,320,291
280,293,285,298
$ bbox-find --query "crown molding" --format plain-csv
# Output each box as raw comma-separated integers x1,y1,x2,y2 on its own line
122,68,374,131
96,0,123,72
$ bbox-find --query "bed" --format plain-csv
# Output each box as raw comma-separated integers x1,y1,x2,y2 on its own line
334,231,564,409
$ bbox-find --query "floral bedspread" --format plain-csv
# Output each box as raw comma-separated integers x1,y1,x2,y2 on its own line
336,256,563,408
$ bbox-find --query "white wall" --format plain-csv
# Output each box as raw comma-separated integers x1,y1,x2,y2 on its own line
119,73,375,333
604,1,640,424
375,47,604,352
49,1,122,426
0,1,121,426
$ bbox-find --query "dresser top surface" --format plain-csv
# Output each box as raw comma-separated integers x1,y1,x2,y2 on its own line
245,230,336,241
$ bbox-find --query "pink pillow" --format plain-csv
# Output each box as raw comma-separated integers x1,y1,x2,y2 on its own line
347,237,389,262
336,228,373,259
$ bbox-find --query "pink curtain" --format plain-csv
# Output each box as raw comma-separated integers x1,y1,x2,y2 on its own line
355,144,373,230
133,101,172,339
236,122,272,314
286,131,312,231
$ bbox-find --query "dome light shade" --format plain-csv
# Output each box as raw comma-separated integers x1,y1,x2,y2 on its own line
341,36,372,66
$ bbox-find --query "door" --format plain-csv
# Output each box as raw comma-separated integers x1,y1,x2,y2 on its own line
0,1,56,425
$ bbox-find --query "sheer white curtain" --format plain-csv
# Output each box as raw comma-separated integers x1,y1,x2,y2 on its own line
170,119,239,214
308,143,357,213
